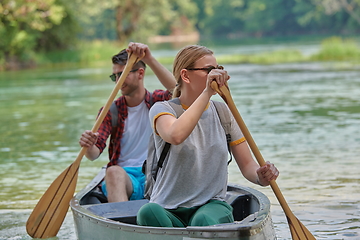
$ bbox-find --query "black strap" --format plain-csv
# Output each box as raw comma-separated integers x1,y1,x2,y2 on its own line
157,142,171,168
149,94,154,107
154,142,171,180
225,134,232,165
213,101,233,165
110,102,118,128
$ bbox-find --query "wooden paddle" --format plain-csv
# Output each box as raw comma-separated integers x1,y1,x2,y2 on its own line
26,53,141,239
211,81,316,240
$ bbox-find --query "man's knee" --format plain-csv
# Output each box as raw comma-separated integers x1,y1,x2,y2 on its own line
106,165,126,180
106,165,124,174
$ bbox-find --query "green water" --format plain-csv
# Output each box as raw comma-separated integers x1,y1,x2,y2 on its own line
0,45,359,239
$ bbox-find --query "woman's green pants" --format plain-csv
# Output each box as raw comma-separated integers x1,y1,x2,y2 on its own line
137,200,234,227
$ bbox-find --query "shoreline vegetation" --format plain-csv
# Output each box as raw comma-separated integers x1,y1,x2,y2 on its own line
160,37,360,66
13,37,360,71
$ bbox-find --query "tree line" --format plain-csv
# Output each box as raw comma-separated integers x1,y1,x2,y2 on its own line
1,0,360,70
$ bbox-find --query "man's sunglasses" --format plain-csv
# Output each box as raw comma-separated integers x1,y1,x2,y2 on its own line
109,69,139,82
186,65,224,74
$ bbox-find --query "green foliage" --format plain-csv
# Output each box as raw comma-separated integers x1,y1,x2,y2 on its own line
116,0,198,43
1,0,360,70
193,0,244,37
35,0,80,51
34,40,125,66
0,0,76,70
294,0,360,33
196,0,360,38
311,37,360,61
217,49,305,64
78,8,117,40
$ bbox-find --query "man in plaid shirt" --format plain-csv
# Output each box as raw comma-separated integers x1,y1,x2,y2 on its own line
79,42,175,202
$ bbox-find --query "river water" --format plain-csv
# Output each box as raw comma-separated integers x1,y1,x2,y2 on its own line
0,45,359,240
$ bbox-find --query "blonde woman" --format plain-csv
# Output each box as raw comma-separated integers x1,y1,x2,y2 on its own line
137,45,279,227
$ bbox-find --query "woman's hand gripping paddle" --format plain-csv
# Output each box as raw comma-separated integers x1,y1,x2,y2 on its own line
26,53,141,239
210,81,316,240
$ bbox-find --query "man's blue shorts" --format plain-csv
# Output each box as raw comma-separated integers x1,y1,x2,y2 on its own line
101,167,145,200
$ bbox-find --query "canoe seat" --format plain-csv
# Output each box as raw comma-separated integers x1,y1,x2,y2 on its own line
80,185,108,205
84,192,253,225
230,193,254,221
84,199,149,225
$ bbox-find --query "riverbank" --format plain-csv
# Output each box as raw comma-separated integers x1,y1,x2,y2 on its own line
4,37,360,71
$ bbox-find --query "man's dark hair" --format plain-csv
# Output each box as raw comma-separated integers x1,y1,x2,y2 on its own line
112,49,146,70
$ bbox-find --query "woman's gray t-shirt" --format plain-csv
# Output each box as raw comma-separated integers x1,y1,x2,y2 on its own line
149,100,244,209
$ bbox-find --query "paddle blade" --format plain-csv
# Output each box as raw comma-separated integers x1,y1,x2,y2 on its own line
26,162,79,238
287,215,316,240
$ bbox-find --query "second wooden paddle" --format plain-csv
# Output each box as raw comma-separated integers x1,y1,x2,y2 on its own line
26,53,141,239
211,81,316,240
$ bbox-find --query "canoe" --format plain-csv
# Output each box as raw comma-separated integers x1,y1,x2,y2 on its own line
70,167,276,240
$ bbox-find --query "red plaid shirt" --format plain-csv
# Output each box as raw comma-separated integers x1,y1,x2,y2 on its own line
95,90,172,167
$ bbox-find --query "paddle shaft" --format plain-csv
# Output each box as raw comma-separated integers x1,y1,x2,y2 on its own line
26,54,140,239
211,82,315,240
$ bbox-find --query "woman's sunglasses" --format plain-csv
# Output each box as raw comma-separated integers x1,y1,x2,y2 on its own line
186,65,224,74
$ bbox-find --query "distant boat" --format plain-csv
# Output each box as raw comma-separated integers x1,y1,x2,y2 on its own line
70,167,276,240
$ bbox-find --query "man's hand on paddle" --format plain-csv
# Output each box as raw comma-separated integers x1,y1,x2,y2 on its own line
126,42,152,63
79,130,99,148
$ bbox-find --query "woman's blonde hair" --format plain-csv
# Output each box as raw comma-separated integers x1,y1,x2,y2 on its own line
172,45,213,98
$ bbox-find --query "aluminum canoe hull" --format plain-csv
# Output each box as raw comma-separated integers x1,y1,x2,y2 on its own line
70,168,276,240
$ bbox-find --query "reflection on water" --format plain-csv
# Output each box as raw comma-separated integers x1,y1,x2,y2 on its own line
0,57,359,239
